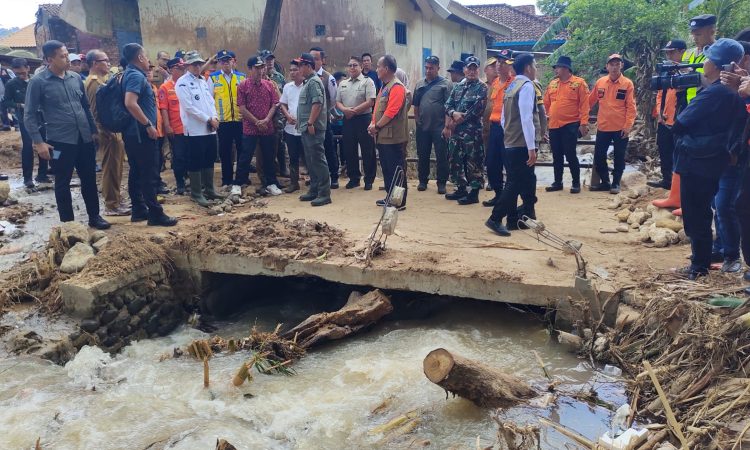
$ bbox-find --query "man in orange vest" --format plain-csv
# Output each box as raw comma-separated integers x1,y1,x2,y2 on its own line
158,57,188,195
484,49,515,207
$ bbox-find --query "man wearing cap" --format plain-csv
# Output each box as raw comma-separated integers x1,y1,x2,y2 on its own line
209,50,246,190
237,56,282,196
484,49,515,207
486,53,542,236
589,53,636,194
447,60,465,84
176,50,224,208
414,55,452,194
444,55,488,205
279,59,305,193
309,47,340,189
296,53,331,206
543,55,590,194
648,40,687,191
671,38,747,280
482,57,499,164
336,56,377,190
261,50,285,92
680,14,717,109
84,49,128,215
68,53,83,75
261,49,290,180
158,57,188,195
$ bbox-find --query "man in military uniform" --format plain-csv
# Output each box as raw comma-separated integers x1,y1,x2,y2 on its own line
261,49,290,179
444,55,488,205
446,60,465,84
261,50,286,91
296,53,331,207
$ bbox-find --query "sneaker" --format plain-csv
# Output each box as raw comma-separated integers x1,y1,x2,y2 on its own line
266,184,282,196
345,180,361,189
104,206,130,216
231,185,242,196
24,179,35,189
417,182,427,191
721,259,742,273
589,184,611,192
485,219,511,236
364,183,373,191
376,199,387,207
331,180,340,189
610,184,621,194
675,266,706,281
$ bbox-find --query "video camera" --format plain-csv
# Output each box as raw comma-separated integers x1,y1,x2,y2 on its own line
649,61,704,90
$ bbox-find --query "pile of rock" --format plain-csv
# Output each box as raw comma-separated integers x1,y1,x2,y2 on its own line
606,204,687,247
57,223,111,273
207,187,258,215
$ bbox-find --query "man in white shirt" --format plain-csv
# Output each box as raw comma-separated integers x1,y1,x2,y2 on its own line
279,59,305,193
175,50,225,207
486,53,539,237
309,47,340,188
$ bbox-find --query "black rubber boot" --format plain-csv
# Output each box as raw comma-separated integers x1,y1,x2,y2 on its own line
457,188,479,205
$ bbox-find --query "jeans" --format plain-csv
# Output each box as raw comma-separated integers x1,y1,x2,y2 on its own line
285,132,304,186
712,165,742,261
19,120,48,182
342,114,376,184
736,166,750,266
244,134,278,187
680,172,721,273
169,134,188,188
324,126,339,182
123,135,164,219
415,126,449,185
490,147,536,223
217,121,243,185
549,122,580,186
485,122,505,192
186,134,218,172
656,123,675,183
594,130,628,186
302,130,330,198
378,143,408,206
47,136,100,222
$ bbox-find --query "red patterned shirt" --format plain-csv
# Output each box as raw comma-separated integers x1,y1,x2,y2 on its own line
237,78,279,136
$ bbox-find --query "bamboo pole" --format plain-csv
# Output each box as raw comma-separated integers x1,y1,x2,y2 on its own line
539,417,595,449
643,361,687,448
203,357,209,388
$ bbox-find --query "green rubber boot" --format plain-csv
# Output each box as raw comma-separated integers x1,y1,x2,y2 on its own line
189,172,210,207
202,168,226,200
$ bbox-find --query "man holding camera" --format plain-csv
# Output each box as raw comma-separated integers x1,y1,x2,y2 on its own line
672,38,747,280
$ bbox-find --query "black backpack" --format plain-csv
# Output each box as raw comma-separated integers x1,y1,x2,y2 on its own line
96,72,131,133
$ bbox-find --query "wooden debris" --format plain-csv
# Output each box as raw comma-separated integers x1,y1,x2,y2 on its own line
539,417,595,448
643,360,687,447
232,362,251,387
203,357,209,388
423,348,535,408
215,439,237,450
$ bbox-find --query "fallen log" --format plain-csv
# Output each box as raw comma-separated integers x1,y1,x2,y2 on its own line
423,348,536,408
282,289,393,348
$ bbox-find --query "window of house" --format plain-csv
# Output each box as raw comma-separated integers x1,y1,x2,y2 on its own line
196,27,207,39
315,25,326,36
395,21,407,45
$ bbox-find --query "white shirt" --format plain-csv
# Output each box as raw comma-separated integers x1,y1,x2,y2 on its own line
280,81,303,136
317,67,337,107
500,74,536,150
176,71,218,137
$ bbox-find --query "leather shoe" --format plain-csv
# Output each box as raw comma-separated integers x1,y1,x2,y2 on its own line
545,183,563,192
485,219,511,236
88,216,111,230
589,184,611,192
311,197,332,207
417,183,427,191
147,215,178,227
299,192,317,201
331,180,339,189
609,184,621,194
345,180,360,189
646,180,670,189
364,183,373,191
482,196,498,207
570,184,581,194
437,183,446,195
131,213,148,222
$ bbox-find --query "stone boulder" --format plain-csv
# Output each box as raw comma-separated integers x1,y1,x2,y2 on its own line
60,222,89,247
0,180,9,203
92,236,110,253
620,171,647,189
60,242,95,273
89,230,107,244
647,224,679,248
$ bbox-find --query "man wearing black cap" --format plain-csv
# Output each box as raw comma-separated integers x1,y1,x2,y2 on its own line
483,49,515,207
413,55,452,194
647,40,687,190
261,50,285,92
309,47,340,189
447,60,465,84
543,55,590,194
672,38,747,280
209,50,246,193
444,55,488,205
680,14,717,108
296,53,331,206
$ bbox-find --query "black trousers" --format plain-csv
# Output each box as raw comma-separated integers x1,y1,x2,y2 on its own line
484,122,504,191
244,134,278,187
324,126,339,182
123,135,164,219
681,172,721,274
217,121,243,185
490,147,536,223
168,134,188,187
736,166,750,266
378,143,408,206
549,122,580,185
19,120,48,182
342,114,376,183
594,130,628,186
656,123,675,183
416,126,449,185
48,136,99,222
186,134,218,172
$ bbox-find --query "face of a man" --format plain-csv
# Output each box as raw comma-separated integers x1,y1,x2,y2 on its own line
424,62,438,81
665,49,684,63
691,26,716,48
300,62,313,77
347,59,362,78
250,65,263,80
157,52,169,68
47,46,70,72
376,58,388,81
606,60,623,77
265,58,275,72
497,63,512,78
134,49,149,71
362,55,372,72
289,64,301,82
449,72,462,83
310,51,323,70
464,64,479,81
219,57,235,73
170,65,185,80
527,60,538,80
70,60,82,73
13,66,29,80
484,63,497,82
554,66,571,79
187,62,202,76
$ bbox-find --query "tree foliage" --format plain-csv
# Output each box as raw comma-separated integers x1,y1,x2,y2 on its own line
537,0,569,17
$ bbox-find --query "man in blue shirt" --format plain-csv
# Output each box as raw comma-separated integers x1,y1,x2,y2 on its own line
121,43,178,227
672,38,747,279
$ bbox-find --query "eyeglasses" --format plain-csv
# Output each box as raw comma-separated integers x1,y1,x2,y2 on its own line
96,59,109,63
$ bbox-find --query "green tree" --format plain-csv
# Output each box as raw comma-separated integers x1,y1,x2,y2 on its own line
537,0,569,16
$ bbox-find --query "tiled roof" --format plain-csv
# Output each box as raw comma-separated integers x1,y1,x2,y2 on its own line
466,3,565,44
0,24,37,49
39,3,62,18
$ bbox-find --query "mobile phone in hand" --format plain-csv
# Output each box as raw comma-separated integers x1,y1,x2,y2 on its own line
52,148,61,160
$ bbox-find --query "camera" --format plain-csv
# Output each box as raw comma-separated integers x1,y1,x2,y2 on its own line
649,61,704,90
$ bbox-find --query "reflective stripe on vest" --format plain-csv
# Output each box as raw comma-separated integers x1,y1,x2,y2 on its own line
682,49,706,104
210,71,246,122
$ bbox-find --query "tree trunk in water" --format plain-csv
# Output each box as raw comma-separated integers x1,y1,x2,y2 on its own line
282,289,393,348
423,348,536,408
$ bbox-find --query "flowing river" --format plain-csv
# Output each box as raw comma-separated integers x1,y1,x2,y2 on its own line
0,286,624,450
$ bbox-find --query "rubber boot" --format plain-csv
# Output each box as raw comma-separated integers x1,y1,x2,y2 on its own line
202,168,226,200
285,166,300,193
189,172,210,207
652,173,681,209
457,188,479,205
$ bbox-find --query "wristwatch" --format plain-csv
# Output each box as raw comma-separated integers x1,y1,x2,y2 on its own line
143,120,153,128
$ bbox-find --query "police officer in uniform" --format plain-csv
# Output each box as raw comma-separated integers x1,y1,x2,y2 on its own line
444,55,488,205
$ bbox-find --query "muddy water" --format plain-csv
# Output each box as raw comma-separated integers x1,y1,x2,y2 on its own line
0,295,624,449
